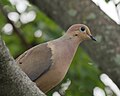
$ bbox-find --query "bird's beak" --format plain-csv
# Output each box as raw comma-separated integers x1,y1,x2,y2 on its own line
89,35,96,41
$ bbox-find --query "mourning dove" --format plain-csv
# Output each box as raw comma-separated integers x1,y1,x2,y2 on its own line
16,24,96,93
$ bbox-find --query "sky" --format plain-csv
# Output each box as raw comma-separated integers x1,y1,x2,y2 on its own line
92,0,120,24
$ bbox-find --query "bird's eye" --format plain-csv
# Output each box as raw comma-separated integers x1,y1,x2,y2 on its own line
79,26,86,32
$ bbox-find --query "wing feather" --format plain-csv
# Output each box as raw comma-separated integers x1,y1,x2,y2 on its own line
16,43,52,81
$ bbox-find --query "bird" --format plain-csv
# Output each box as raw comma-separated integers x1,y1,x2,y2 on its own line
16,24,96,93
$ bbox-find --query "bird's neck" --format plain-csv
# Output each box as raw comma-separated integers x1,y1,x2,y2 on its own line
47,36,81,73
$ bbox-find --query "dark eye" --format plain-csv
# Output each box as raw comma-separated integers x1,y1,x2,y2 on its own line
79,26,86,32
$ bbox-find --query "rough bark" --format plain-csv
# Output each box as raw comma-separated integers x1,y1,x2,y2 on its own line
29,0,120,88
0,36,45,96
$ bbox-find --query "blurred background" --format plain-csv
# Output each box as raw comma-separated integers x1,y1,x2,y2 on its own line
0,0,120,96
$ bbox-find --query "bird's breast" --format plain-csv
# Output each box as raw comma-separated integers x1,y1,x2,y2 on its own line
36,38,79,93
35,63,66,93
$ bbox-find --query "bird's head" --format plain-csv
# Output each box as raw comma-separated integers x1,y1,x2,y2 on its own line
66,24,96,42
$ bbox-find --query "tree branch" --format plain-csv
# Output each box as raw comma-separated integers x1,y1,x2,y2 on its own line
0,36,45,95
